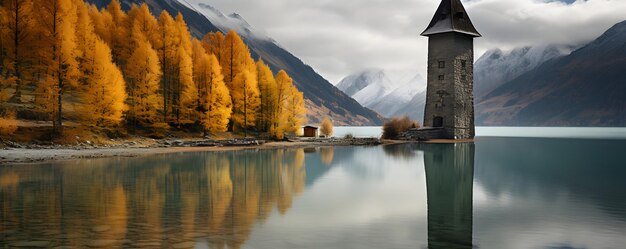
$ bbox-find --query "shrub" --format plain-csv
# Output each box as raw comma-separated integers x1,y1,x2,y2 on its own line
382,116,420,139
344,133,354,139
320,118,333,137
0,110,18,136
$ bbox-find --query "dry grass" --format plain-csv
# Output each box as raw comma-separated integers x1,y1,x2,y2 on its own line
0,111,18,136
382,116,421,139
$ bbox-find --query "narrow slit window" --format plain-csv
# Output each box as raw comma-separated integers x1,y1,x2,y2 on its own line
438,75,445,80
438,61,445,68
461,60,467,68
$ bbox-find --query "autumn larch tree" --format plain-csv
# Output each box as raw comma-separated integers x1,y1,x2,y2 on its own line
271,70,292,138
77,38,127,126
125,28,163,131
174,13,197,125
220,30,255,88
33,0,80,134
231,69,259,135
125,4,159,54
176,45,197,125
74,0,97,87
195,52,231,135
201,31,224,62
103,0,127,65
0,6,14,103
256,59,276,132
1,0,36,103
282,85,306,136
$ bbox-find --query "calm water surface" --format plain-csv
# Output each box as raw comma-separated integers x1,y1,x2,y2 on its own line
2,128,626,248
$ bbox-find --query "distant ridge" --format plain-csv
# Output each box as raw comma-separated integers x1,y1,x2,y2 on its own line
476,20,626,126
86,0,384,125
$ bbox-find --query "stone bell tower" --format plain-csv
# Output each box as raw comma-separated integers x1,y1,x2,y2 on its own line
421,0,480,139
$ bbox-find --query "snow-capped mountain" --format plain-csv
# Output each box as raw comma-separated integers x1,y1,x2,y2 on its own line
477,20,626,126
369,74,426,119
337,70,427,120
337,70,395,107
474,44,574,98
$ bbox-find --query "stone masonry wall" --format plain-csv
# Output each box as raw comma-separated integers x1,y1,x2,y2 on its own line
424,33,476,139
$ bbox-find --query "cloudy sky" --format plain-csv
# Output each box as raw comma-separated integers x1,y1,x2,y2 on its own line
187,0,626,84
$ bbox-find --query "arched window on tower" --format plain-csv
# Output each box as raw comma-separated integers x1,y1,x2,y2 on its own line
434,117,444,127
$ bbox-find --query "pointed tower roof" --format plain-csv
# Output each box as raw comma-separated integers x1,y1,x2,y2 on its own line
421,0,481,37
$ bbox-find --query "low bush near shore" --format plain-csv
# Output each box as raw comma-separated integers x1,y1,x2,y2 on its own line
382,116,420,139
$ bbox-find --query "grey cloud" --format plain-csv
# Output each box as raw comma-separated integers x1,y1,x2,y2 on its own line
189,0,626,83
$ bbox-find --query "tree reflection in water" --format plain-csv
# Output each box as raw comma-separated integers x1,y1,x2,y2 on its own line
0,148,306,249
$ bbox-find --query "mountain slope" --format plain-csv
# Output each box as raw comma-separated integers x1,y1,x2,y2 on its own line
474,45,572,98
370,74,426,120
388,91,427,123
476,20,626,126
336,70,426,120
87,0,384,125
337,70,394,107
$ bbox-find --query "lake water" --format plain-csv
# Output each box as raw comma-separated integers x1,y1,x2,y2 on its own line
2,128,626,248
334,126,626,139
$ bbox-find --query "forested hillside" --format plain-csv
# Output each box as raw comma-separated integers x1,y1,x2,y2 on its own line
0,0,305,140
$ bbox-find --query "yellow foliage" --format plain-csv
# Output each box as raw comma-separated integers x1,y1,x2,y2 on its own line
77,39,127,126
126,38,163,128
1,0,37,101
270,70,305,138
0,110,18,136
75,1,97,86
0,1,312,138
104,0,127,64
282,85,306,135
127,4,159,49
220,30,255,89
33,0,80,132
256,59,277,132
177,46,198,124
201,31,224,62
231,69,260,131
320,118,333,137
196,53,232,133
175,13,192,58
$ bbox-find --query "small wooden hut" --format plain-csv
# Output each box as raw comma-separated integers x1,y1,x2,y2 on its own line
302,126,319,137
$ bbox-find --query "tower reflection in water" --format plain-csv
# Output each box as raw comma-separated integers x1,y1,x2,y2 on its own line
421,143,475,249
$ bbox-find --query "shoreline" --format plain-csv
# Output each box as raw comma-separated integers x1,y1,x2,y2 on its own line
1,138,405,165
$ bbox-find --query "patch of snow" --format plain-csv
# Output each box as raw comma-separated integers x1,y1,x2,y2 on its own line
474,44,574,97
336,69,393,97
181,0,271,41
337,69,426,118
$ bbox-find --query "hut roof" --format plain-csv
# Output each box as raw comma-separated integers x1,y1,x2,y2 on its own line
421,0,481,37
